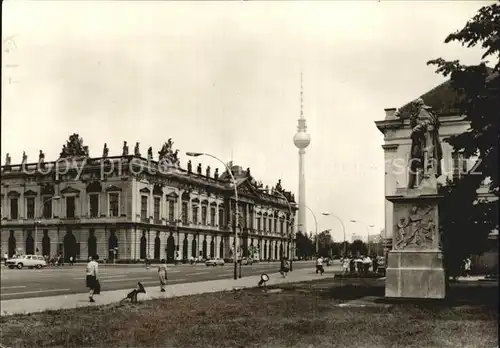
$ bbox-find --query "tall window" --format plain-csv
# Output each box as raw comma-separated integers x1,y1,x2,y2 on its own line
42,197,52,218
109,193,119,217
10,198,18,219
218,208,224,227
182,202,188,224
192,205,199,224
168,200,175,222
141,196,148,220
89,194,99,217
257,217,261,231
66,196,75,218
210,207,216,226
452,152,468,180
26,197,35,219
280,220,284,234
201,206,207,225
153,197,161,221
274,219,278,233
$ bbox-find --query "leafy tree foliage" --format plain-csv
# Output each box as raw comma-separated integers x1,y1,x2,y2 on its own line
427,2,499,277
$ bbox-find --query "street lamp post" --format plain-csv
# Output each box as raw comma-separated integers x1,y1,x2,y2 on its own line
187,152,240,280
349,220,375,256
304,205,318,254
321,212,347,256
35,196,61,256
273,190,294,272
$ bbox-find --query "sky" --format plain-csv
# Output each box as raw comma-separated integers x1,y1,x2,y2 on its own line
1,1,490,243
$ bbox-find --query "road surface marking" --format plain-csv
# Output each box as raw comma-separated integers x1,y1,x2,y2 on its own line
1,289,71,297
187,271,209,276
104,277,153,283
0,285,27,290
140,278,189,286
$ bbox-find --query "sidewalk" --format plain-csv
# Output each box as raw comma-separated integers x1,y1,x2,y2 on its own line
0,268,334,316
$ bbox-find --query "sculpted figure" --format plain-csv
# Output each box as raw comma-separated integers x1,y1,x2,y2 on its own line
38,150,45,163
5,153,11,166
214,168,219,180
60,145,69,158
103,143,109,158
206,165,211,177
405,99,443,189
22,151,27,164
275,179,283,193
147,147,153,160
122,141,129,156
187,160,192,173
197,163,202,175
246,167,251,177
134,142,141,157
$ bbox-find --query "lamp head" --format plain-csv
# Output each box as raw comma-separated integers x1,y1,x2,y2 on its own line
350,220,356,223
321,212,331,216
186,152,203,157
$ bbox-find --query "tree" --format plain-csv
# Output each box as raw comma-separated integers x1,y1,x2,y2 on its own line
295,231,314,259
427,2,499,278
317,230,333,257
350,239,367,257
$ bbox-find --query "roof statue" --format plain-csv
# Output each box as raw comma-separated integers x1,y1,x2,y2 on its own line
197,163,202,175
158,138,180,166
5,153,11,166
134,142,141,157
102,143,109,158
38,150,45,163
275,179,283,193
206,165,211,177
187,160,192,173
122,141,129,156
147,147,153,160
22,151,27,164
214,168,219,180
60,134,89,158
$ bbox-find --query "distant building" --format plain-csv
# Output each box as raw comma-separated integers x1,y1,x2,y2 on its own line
0,135,297,263
351,234,366,243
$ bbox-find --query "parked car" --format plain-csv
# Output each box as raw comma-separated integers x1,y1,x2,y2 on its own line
5,255,47,269
241,257,253,265
205,258,225,267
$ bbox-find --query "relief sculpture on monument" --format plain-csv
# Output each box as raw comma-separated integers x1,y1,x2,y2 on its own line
394,204,436,250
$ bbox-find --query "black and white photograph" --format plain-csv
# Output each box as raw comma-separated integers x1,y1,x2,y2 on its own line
1,1,498,347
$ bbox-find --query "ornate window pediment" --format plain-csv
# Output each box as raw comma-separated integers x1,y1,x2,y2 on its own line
166,191,179,199
153,185,163,196
106,185,122,192
192,198,200,204
181,192,190,201
7,190,20,197
40,184,55,195
210,201,217,207
139,187,150,194
60,186,80,195
24,190,37,196
86,181,103,194
201,199,209,205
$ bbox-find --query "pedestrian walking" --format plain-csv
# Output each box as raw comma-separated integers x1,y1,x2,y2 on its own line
69,256,74,266
86,254,100,302
280,259,290,278
372,255,379,273
464,257,472,277
158,259,168,292
362,255,371,276
342,257,350,275
316,256,324,275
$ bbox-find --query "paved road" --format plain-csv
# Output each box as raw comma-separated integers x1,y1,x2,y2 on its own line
1,261,341,300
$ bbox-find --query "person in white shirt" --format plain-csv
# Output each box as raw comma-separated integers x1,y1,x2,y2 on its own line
342,257,350,275
362,256,372,276
316,256,324,275
86,255,99,302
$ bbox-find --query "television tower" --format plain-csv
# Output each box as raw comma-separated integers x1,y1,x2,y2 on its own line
293,73,311,240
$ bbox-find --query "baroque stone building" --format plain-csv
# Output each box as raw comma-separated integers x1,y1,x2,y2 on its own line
1,135,297,263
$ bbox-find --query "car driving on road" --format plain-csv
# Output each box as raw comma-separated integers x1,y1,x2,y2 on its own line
205,258,225,267
5,255,47,269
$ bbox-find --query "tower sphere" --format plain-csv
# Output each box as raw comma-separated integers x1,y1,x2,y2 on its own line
293,132,311,149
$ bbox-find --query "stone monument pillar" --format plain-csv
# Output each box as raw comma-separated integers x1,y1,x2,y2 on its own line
385,99,445,299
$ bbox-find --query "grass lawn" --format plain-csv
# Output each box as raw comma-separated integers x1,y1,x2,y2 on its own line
1,278,497,348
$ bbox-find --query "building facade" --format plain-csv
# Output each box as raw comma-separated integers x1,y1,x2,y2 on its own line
1,135,297,263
